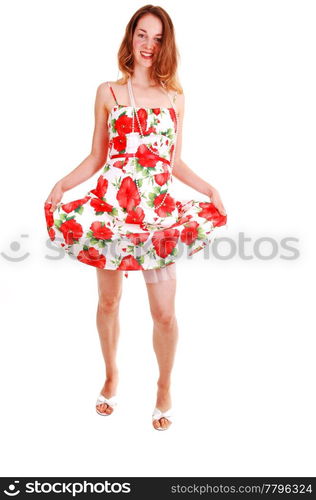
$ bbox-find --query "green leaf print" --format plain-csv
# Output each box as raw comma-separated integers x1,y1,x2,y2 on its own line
135,161,144,173
112,257,122,267
90,238,100,245
148,192,156,200
140,166,153,177
136,255,145,265
110,207,118,216
197,227,206,239
137,178,143,187
103,164,110,174
59,213,68,221
147,248,157,259
153,186,161,194
110,121,116,134
54,219,63,229
147,200,154,208
75,206,84,215
171,247,178,256
112,177,122,190
97,241,106,248
83,245,89,251
161,128,174,140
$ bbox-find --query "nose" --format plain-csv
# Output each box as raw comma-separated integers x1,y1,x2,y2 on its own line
144,40,155,50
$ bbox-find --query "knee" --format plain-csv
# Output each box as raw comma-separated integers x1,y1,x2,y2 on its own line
98,294,121,313
151,309,176,327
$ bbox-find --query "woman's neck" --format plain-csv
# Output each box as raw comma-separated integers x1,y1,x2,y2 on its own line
130,67,159,89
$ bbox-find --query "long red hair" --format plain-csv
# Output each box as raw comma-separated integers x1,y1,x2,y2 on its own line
116,4,183,94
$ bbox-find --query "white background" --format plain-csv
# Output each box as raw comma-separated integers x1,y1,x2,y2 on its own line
0,0,315,477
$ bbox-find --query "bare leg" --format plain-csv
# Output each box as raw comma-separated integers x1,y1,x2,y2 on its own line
95,268,123,414
143,265,178,430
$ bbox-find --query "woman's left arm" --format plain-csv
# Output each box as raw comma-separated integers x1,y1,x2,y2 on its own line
172,93,227,216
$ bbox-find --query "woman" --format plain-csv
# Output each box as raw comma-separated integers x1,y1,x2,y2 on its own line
44,5,227,431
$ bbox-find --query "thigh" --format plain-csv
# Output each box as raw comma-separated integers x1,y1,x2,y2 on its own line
96,268,123,300
142,262,177,284
143,264,177,315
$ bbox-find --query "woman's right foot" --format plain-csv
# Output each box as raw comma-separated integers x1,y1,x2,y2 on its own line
96,376,118,415
152,386,172,430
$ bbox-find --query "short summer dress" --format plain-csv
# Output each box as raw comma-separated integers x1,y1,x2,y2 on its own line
44,79,227,279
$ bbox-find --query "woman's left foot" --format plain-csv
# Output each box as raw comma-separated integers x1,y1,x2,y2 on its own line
96,376,118,416
152,388,172,430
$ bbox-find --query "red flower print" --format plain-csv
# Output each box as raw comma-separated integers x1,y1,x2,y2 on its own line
90,221,114,240
117,255,144,271
170,215,193,228
145,126,156,135
152,228,180,258
61,195,91,213
154,193,176,217
116,176,141,211
77,247,106,269
90,198,114,214
154,163,170,186
136,144,159,168
113,134,126,152
198,202,227,227
169,108,177,132
125,206,145,224
180,221,199,245
60,219,83,245
113,157,129,170
89,176,108,199
48,227,55,241
133,109,148,134
126,232,150,245
176,200,193,215
152,109,161,115
189,242,207,256
114,114,133,135
44,203,54,228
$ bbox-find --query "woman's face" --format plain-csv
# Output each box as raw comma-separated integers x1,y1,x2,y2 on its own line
132,14,163,68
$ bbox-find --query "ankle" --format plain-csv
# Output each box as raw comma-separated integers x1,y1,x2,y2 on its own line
157,381,171,393
105,370,119,382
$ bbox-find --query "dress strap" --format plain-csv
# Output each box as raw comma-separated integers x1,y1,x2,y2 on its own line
161,83,178,110
106,81,119,106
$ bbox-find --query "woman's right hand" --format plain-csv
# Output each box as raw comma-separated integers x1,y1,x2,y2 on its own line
44,181,64,212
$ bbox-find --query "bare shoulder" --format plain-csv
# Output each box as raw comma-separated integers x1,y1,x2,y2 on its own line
175,91,184,117
96,81,116,113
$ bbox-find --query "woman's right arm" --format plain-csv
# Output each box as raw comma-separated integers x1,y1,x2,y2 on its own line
45,82,110,212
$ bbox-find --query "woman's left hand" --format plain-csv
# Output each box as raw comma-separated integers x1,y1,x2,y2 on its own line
208,187,227,216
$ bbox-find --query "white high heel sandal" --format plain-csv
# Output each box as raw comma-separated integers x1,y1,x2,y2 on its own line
152,407,174,430
95,394,118,416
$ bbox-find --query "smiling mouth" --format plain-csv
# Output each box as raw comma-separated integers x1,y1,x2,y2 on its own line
140,51,154,60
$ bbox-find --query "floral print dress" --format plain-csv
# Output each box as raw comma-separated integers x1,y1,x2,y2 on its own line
44,81,227,278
